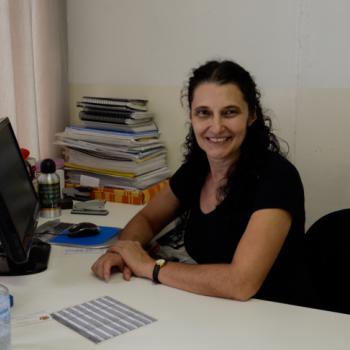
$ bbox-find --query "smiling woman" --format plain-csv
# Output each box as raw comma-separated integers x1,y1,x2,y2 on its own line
92,60,320,310
190,83,253,168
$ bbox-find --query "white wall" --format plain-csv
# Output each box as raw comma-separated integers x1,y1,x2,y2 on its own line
67,0,350,227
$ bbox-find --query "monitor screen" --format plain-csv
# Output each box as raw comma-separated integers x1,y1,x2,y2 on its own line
0,117,50,275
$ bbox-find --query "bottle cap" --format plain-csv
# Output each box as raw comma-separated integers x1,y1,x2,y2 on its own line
40,159,56,174
20,148,30,160
36,158,64,172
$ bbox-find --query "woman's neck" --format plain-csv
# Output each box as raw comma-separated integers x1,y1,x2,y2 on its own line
207,156,238,185
200,157,237,214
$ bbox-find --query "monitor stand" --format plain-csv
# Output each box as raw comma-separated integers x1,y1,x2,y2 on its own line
0,239,51,276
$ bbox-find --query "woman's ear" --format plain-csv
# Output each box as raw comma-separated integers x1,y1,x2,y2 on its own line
248,114,257,126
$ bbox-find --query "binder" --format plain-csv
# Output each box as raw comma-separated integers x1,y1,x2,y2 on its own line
64,151,167,176
82,120,158,133
78,96,148,111
65,168,170,190
82,96,147,105
79,111,153,125
65,125,160,140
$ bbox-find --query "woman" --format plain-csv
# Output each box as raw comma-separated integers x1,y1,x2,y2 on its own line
92,60,316,307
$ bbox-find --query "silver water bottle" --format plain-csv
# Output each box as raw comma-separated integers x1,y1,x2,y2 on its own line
38,158,61,218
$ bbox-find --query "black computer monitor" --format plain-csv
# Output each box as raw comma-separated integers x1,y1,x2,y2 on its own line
0,117,50,275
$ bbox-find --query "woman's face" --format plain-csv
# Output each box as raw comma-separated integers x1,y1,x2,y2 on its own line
190,82,254,165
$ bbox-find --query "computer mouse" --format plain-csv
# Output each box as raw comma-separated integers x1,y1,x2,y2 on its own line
67,222,100,238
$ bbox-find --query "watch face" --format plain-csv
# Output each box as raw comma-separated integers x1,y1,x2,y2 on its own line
156,259,166,267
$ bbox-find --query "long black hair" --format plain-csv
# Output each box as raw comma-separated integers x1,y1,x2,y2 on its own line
181,60,286,198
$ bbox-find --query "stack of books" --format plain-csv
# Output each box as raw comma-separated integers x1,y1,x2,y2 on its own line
77,96,157,133
55,96,170,204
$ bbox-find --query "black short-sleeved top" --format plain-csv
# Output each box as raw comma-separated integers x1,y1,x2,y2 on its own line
169,151,317,307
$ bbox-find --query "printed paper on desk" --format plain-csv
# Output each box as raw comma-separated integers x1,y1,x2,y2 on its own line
80,174,100,188
63,247,106,255
51,296,157,344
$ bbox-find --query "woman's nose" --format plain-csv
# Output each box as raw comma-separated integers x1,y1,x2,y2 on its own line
211,115,225,132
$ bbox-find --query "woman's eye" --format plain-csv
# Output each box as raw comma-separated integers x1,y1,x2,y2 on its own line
223,109,238,117
195,109,210,117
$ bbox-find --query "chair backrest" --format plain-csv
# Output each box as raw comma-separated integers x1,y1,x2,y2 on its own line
305,209,350,314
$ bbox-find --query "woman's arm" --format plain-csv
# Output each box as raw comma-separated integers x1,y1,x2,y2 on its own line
117,184,181,245
91,183,181,280
111,208,292,301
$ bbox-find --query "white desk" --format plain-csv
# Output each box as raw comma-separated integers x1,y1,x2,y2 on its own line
2,202,350,350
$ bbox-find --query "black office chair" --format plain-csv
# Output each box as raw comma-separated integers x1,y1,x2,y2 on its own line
305,209,350,314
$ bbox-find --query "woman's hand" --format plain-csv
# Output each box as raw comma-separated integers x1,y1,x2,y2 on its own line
91,185,179,282
91,250,132,281
91,240,155,282
108,240,155,280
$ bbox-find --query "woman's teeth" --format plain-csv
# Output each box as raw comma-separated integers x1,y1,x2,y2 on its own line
207,137,230,143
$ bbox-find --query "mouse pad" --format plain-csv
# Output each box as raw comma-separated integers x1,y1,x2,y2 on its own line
49,226,121,247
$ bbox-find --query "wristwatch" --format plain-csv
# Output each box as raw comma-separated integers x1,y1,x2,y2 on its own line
152,259,167,284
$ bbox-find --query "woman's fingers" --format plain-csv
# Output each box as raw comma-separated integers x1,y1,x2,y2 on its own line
92,241,154,281
123,265,133,281
91,252,124,281
111,241,155,278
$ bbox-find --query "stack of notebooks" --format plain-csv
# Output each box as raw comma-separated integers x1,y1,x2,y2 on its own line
77,96,157,133
55,96,171,204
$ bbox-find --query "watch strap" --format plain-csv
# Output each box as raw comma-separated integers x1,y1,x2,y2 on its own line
152,259,166,284
152,263,162,284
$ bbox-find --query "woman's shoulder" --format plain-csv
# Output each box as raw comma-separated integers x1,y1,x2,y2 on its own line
169,160,207,203
171,159,206,178
261,151,300,178
254,151,304,200
253,151,305,216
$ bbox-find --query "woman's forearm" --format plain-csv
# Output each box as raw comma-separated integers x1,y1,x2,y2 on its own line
118,211,156,246
117,185,180,246
155,262,258,301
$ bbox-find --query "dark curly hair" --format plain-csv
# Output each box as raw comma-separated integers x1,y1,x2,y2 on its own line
181,60,286,199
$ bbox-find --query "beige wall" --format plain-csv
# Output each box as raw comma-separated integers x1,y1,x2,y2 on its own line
67,0,350,227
